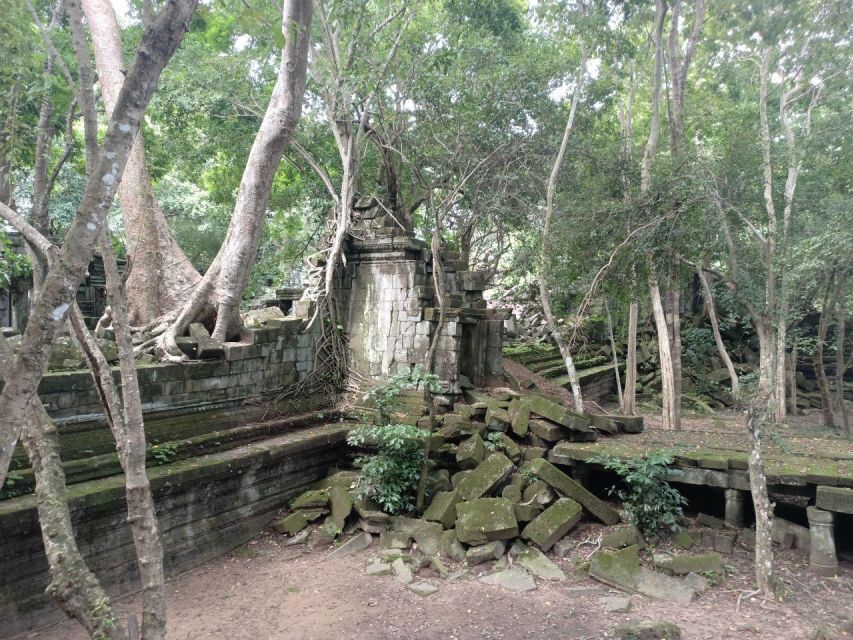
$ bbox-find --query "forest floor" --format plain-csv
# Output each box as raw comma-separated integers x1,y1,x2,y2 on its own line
18,410,853,640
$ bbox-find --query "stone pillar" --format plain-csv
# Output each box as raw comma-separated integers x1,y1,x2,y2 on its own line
806,506,838,576
724,489,745,528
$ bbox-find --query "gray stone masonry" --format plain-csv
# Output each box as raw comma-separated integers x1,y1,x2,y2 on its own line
724,489,745,528
806,506,838,576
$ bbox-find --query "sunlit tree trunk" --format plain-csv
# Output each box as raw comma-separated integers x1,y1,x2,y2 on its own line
624,301,639,415
82,0,201,325
697,266,739,396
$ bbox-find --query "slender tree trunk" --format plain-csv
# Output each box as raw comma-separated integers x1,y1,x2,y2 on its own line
0,0,198,488
82,0,201,326
747,392,775,597
539,46,587,411
604,299,624,410
666,281,682,428
624,301,639,414
0,336,127,640
815,266,837,426
835,287,849,436
786,334,797,417
697,267,739,396
649,271,676,429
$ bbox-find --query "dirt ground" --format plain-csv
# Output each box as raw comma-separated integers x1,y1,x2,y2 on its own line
17,519,852,640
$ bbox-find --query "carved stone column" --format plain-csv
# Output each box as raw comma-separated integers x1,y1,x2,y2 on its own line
806,506,838,576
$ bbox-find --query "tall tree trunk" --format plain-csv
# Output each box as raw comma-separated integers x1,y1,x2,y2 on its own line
539,46,587,411
835,281,849,436
786,334,797,417
624,301,639,414
815,265,838,426
649,271,677,429
154,0,313,355
747,392,775,597
604,299,624,410
0,336,127,640
697,266,739,396
0,0,198,488
666,280,682,429
82,0,201,326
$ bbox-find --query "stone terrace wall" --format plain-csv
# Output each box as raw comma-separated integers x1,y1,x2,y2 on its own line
8,316,319,470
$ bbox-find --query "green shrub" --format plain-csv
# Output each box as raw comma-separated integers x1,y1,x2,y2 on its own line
483,431,506,452
590,450,686,538
364,365,439,425
347,423,427,514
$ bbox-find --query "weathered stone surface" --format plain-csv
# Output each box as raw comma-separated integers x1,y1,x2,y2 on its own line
522,446,547,461
298,507,328,522
652,552,723,576
244,306,286,327
392,557,413,584
521,498,582,552
770,516,810,551
712,530,736,554
610,415,644,434
513,502,542,524
466,541,506,566
327,486,353,531
291,489,329,510
273,512,308,536
439,530,467,562
486,407,512,432
496,434,522,463
456,453,515,501
456,434,486,469
188,322,210,339
512,542,566,581
479,568,536,592
672,530,694,549
366,561,393,576
522,480,556,506
601,596,632,612
602,526,644,550
523,395,592,432
589,546,695,604
390,517,444,555
423,490,462,528
285,529,311,546
807,506,838,576
327,532,373,559
525,458,620,525
816,485,853,514
697,513,724,529
684,572,708,594
427,468,452,494
528,419,565,442
511,403,531,437
380,531,412,550
455,498,519,545
613,620,681,640
451,470,470,488
408,581,439,597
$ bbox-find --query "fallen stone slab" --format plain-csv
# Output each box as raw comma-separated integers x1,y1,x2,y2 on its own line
672,530,694,549
528,419,565,442
456,453,515,501
456,434,486,469
684,572,708,594
697,513,724,529
613,620,681,640
525,458,620,525
588,414,620,436
652,552,723,576
408,581,439,597
602,525,644,550
479,567,537,592
327,485,353,531
522,480,556,506
390,516,445,555
610,415,644,434
380,531,412,550
291,489,329,509
600,596,632,613
285,528,311,546
588,546,695,604
273,512,308,536
326,532,373,560
512,542,566,581
523,395,593,432
816,485,853,514
392,557,413,585
439,530,467,562
486,407,512,432
455,498,519,545
513,502,542,524
423,490,462,528
466,541,506,566
521,498,582,552
366,561,393,576
510,401,530,437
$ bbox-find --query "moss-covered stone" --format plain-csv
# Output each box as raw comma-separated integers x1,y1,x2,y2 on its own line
672,530,694,550
602,525,644,550
423,490,462,528
455,498,519,545
273,511,308,536
816,485,853,514
525,458,619,525
521,497,582,551
523,395,592,432
652,552,723,576
327,486,353,531
291,489,329,510
613,620,681,640
513,502,542,523
456,453,515,501
456,434,485,469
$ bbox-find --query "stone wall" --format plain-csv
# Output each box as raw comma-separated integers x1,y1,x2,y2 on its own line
340,229,504,393
0,422,349,636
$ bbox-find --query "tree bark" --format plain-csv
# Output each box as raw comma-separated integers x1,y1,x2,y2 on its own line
82,0,201,326
604,299,624,410
154,0,313,355
697,266,739,396
0,0,198,487
623,301,639,415
815,266,838,427
538,46,587,411
786,333,797,416
649,270,677,429
0,335,127,640
747,393,775,597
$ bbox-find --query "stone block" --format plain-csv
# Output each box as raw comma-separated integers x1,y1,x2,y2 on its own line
291,489,329,510
613,621,681,640
485,407,511,432
513,502,542,524
455,453,515,501
466,541,506,566
528,419,564,442
652,552,723,576
326,531,372,559
523,395,592,432
602,526,645,550
589,545,695,604
524,458,620,525
380,531,412,550
272,512,308,536
521,498,582,552
479,567,536,592
512,542,566,581
326,485,353,532
816,486,853,514
423,490,462,528
455,498,519,545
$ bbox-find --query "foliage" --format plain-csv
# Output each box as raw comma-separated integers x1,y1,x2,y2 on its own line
681,327,716,372
0,230,31,287
363,365,440,426
483,431,506,452
147,442,180,465
347,423,427,514
591,450,686,538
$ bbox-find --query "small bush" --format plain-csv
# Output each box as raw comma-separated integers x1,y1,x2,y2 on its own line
483,432,505,452
591,450,686,538
347,423,427,514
